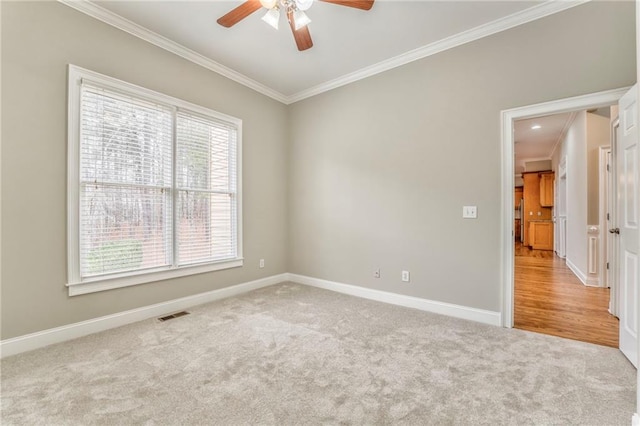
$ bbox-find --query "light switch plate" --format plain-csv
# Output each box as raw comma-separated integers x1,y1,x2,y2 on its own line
463,206,478,219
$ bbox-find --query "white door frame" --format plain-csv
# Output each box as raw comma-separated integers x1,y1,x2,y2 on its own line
599,145,611,289
633,6,639,425
557,158,567,259
500,87,630,328
606,121,620,318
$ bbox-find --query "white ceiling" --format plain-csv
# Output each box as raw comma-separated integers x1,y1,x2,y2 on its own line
63,0,584,103
514,112,574,173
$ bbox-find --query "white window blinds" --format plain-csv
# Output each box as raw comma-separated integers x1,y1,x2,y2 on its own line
80,84,173,277
70,68,241,291
176,112,238,265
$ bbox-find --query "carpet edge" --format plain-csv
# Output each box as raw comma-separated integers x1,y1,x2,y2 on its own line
286,273,502,326
0,273,287,358
1,273,503,358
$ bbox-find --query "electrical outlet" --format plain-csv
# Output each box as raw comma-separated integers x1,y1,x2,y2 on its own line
259,259,265,268
374,268,380,278
401,270,410,282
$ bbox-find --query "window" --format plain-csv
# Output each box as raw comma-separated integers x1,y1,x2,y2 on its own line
67,65,242,296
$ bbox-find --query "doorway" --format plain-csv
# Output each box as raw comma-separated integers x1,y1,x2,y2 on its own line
500,87,630,331
511,108,618,347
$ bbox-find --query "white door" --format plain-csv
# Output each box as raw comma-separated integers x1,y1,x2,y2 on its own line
617,85,639,368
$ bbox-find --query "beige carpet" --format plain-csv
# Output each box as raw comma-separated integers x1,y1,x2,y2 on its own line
1,282,636,425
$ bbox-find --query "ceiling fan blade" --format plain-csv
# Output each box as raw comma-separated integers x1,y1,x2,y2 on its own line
217,0,262,28
318,0,374,10
287,10,313,51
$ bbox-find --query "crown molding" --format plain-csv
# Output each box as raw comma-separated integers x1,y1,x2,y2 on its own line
521,156,553,163
287,0,589,103
57,0,289,104
59,0,588,105
550,111,578,159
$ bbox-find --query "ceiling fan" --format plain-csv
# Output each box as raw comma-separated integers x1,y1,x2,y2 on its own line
217,0,375,51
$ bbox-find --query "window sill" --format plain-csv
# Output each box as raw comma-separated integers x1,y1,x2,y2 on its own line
67,259,244,296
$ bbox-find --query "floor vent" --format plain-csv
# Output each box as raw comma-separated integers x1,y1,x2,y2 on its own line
158,311,190,322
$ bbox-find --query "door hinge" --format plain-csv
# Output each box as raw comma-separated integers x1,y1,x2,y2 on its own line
606,262,610,270
607,164,610,172
607,213,610,220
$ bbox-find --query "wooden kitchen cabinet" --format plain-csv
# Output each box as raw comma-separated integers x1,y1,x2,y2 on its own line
522,171,553,246
529,221,553,250
539,172,554,207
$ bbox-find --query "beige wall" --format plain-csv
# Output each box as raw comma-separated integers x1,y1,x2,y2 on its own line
288,1,636,312
524,160,552,173
0,1,637,339
1,2,289,339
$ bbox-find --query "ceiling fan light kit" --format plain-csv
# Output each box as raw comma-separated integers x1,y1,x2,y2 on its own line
261,7,280,29
217,0,375,51
260,0,312,31
294,0,314,11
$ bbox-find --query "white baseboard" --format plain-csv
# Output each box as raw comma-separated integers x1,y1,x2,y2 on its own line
0,274,287,359
585,276,600,287
286,273,502,326
1,272,503,358
566,259,600,287
565,258,588,286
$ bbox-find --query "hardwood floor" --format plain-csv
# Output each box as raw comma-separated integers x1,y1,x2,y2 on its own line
514,243,619,347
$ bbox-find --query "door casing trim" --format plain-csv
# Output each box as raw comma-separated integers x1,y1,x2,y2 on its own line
500,87,630,328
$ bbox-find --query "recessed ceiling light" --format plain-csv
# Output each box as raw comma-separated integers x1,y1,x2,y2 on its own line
531,124,542,130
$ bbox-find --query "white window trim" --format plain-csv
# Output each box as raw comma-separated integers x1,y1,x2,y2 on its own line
67,64,243,296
